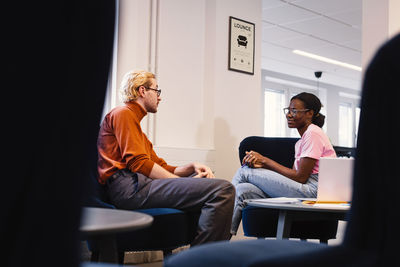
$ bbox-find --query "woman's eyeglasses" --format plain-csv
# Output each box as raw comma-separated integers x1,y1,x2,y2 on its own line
283,108,309,116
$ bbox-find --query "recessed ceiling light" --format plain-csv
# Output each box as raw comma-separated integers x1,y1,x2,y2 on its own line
293,49,362,72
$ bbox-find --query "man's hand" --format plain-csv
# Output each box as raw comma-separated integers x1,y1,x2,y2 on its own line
192,163,215,178
174,162,215,178
149,163,180,179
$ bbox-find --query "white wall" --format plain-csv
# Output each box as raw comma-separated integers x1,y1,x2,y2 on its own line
156,0,211,149
212,0,263,179
362,0,400,70
112,0,262,181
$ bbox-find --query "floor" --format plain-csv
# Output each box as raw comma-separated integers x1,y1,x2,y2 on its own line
81,221,346,266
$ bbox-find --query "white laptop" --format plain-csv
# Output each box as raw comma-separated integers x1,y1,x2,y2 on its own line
316,157,354,203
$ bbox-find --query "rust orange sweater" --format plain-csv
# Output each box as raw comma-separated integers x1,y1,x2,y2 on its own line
97,101,176,184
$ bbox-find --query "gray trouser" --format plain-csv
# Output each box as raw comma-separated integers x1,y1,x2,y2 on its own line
105,169,235,245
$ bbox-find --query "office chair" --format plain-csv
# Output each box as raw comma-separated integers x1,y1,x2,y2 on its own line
163,33,400,267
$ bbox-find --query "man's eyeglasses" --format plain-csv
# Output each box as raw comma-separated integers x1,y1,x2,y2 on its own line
283,108,310,116
146,87,162,96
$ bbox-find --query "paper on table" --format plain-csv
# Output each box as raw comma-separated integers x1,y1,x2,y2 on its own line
312,203,350,209
249,197,301,204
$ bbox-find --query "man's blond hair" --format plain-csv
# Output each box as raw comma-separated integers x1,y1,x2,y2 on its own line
120,70,156,103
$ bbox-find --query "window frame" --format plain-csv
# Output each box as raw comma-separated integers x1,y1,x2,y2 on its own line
338,94,361,147
263,87,323,138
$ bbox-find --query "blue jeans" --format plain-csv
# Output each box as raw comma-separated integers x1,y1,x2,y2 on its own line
230,166,318,234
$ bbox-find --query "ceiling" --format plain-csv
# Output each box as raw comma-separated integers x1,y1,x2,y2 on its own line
261,0,362,91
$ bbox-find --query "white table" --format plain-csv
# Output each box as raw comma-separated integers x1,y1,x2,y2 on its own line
245,200,349,240
80,207,153,263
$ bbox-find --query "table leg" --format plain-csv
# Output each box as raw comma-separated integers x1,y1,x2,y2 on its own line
276,210,292,239
92,234,119,263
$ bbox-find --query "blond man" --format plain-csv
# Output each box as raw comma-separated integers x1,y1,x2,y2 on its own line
97,70,235,245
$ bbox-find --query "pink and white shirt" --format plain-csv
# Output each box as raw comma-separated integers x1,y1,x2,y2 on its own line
294,124,336,174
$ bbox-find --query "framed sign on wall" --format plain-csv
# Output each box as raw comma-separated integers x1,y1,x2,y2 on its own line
228,16,255,75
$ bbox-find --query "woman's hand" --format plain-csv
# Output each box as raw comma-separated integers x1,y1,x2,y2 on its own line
242,151,266,168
